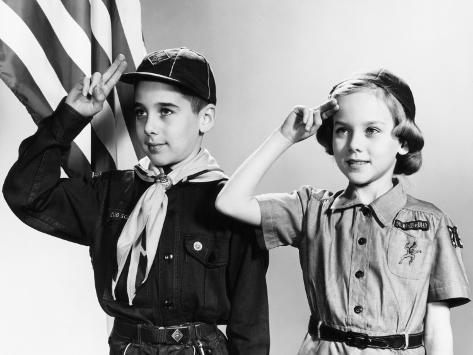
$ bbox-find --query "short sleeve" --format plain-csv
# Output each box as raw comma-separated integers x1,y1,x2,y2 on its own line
428,214,471,307
255,186,313,250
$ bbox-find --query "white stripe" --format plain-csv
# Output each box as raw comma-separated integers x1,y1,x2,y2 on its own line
115,0,147,67
89,0,112,62
36,0,91,75
0,1,65,109
114,91,138,169
0,0,90,162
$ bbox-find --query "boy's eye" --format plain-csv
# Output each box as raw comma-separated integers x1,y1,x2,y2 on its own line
160,108,173,117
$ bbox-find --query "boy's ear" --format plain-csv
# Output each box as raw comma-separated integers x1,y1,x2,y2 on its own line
198,104,216,134
398,140,409,156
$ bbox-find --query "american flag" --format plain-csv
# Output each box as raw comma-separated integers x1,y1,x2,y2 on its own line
0,0,147,176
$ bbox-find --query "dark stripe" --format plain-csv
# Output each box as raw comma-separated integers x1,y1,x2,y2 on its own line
4,0,84,93
91,127,116,172
60,0,92,40
0,40,52,123
109,0,145,159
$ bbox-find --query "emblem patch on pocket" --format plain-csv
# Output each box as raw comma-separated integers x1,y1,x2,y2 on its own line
398,235,422,265
448,226,463,248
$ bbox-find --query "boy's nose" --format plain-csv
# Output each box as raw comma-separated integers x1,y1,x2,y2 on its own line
144,116,160,135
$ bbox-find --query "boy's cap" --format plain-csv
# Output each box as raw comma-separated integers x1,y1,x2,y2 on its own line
120,47,216,104
330,69,415,120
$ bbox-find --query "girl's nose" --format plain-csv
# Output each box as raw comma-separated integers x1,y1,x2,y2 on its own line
347,131,364,152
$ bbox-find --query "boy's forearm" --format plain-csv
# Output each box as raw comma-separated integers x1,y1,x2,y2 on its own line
216,129,293,225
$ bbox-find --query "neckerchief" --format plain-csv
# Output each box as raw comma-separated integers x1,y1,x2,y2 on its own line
112,149,227,305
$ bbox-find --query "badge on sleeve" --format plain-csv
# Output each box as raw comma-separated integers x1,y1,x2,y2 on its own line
448,226,463,248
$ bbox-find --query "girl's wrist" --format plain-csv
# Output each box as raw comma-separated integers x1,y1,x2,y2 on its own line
276,128,296,147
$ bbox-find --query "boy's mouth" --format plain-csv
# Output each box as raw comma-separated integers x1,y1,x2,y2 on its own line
146,142,166,153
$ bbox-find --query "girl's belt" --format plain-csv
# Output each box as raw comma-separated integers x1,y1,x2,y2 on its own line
308,316,424,350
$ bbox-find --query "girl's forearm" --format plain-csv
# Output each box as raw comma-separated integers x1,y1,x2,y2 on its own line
216,129,293,226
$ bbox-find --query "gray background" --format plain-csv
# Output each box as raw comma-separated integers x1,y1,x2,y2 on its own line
0,0,472,354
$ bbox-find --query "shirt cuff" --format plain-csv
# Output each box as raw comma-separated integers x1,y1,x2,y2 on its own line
47,98,91,145
255,196,284,250
428,283,471,307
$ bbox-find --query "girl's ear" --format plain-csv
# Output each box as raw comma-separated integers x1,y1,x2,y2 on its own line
198,104,215,134
398,140,409,156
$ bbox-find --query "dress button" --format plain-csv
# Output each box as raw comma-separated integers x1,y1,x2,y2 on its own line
354,305,363,314
355,270,364,278
358,237,367,245
360,206,371,217
163,299,173,309
164,253,174,261
193,241,203,251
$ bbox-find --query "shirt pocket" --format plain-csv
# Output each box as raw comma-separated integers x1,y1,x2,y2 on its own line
386,228,433,280
182,233,230,311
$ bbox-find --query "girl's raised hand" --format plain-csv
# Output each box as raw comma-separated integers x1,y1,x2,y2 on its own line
66,54,128,117
280,99,338,143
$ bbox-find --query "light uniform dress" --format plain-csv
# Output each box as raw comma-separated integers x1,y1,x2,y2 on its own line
256,181,470,354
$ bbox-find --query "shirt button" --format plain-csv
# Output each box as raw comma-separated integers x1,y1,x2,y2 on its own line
354,305,363,314
360,206,371,217
163,299,173,309
358,237,367,245
193,241,203,251
163,253,174,262
355,270,364,278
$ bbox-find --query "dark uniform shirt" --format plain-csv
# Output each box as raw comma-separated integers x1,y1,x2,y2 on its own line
256,182,470,354
3,101,270,354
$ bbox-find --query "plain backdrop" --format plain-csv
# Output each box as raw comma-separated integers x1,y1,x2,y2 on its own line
1,1,472,354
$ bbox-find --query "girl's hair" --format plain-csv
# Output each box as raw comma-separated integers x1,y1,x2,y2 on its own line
316,69,424,175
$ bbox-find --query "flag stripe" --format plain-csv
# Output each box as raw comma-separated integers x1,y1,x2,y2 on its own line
90,0,113,61
0,41,52,123
115,0,147,68
60,0,92,40
0,1,66,109
36,0,92,76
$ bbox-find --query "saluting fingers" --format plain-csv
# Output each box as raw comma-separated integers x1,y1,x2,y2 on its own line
102,54,127,95
82,76,91,97
89,72,102,95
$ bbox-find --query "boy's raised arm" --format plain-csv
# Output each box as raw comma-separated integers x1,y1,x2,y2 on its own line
215,101,337,226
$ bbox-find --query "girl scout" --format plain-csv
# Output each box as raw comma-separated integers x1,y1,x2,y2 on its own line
216,69,470,354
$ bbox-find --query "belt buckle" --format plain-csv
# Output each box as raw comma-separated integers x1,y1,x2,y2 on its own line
345,331,371,349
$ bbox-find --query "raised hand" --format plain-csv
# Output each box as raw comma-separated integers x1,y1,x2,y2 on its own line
65,54,128,117
279,99,339,143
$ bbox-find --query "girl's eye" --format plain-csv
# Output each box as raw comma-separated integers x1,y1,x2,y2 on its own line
365,127,380,136
134,109,147,120
334,127,348,135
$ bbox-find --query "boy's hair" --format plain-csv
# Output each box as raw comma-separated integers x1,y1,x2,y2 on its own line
177,85,211,114
316,69,424,175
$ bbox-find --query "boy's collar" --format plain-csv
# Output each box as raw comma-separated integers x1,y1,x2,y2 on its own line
329,179,407,227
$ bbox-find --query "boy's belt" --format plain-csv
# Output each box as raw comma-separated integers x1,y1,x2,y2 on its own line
308,317,423,350
112,318,218,345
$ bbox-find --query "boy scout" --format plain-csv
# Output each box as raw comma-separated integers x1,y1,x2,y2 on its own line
3,48,269,355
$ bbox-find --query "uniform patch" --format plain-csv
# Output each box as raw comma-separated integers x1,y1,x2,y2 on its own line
398,235,422,265
110,211,129,220
394,219,429,231
448,226,463,248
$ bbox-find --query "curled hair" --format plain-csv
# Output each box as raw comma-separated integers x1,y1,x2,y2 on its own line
316,71,424,175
